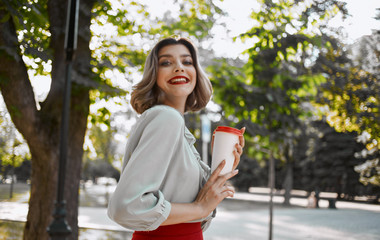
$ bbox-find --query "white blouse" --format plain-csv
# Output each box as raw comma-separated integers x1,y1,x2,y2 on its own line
107,105,213,231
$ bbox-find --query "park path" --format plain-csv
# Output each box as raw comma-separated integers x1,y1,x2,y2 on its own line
1,190,380,240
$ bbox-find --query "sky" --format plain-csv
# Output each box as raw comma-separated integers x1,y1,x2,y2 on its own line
335,0,379,40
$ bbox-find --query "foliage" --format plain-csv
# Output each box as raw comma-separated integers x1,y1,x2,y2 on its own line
82,123,122,181
208,0,348,198
230,119,380,199
13,159,31,182
211,0,345,147
293,121,374,198
230,155,268,191
1,0,50,74
0,107,30,176
85,124,119,163
151,0,224,40
82,158,120,181
315,29,380,186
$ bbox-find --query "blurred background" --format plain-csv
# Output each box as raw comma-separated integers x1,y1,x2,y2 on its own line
0,0,379,239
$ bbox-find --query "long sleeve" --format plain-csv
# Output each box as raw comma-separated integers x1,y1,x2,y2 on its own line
107,106,184,231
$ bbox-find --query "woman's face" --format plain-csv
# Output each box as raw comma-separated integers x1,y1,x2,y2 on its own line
156,44,197,109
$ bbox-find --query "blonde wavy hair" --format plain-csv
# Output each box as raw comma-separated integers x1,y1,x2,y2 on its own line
130,37,213,114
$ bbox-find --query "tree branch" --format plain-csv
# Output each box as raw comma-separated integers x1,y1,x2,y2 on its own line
0,6,39,140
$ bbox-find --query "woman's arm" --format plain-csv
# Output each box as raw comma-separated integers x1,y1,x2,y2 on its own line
161,160,238,225
108,107,183,231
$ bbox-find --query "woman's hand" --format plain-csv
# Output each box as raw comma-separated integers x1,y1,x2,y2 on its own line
193,160,239,219
232,127,245,170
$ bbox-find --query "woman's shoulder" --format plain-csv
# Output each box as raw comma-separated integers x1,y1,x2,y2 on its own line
139,105,184,127
144,105,183,120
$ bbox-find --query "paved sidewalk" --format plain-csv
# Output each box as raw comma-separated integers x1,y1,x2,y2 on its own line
205,198,380,240
1,192,380,239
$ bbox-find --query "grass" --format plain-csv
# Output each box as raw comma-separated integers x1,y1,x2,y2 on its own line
0,221,24,240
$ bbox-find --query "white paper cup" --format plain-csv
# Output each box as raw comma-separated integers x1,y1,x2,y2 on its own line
211,126,242,175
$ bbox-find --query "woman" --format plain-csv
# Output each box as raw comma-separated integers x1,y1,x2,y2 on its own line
107,37,245,240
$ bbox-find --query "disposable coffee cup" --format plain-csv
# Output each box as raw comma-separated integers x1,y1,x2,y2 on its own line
211,126,243,175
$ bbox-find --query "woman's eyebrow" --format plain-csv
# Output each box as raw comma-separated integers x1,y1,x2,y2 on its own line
158,54,192,59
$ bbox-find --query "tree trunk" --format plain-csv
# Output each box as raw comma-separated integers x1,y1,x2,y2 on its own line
0,0,93,239
283,159,293,206
24,148,58,239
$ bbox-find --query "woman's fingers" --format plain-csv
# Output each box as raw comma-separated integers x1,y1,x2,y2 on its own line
230,127,245,170
221,186,235,198
239,127,245,148
233,149,240,169
235,143,243,155
208,163,239,190
214,169,239,187
209,160,226,182
208,175,237,201
232,142,243,169
222,185,235,194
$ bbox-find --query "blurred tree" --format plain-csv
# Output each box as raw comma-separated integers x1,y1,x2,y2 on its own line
0,107,30,181
82,122,122,182
14,159,32,182
292,120,368,199
315,17,380,187
209,0,348,205
313,122,366,199
0,0,223,239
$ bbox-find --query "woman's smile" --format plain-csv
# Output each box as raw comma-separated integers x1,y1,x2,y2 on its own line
168,76,190,84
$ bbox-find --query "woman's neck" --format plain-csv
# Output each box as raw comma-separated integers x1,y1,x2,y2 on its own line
162,98,186,115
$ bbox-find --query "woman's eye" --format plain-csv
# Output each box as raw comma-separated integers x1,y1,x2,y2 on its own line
183,60,193,65
159,61,171,66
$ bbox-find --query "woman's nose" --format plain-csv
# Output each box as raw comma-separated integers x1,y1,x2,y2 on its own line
174,62,185,72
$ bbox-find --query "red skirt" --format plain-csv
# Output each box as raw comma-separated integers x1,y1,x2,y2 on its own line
132,222,203,240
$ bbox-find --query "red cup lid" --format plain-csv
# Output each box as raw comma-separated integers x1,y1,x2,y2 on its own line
215,126,242,136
